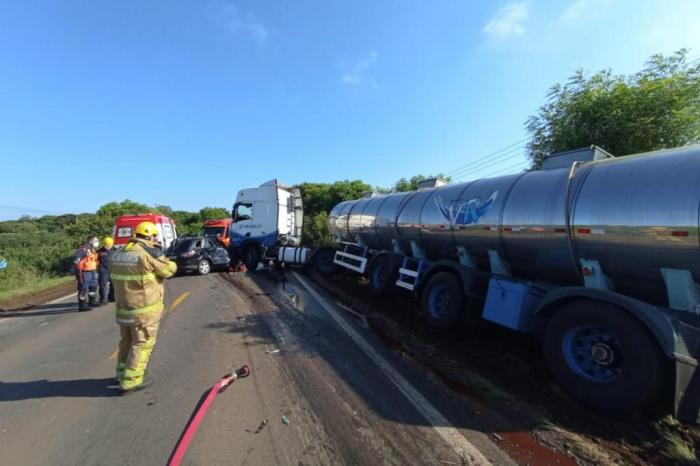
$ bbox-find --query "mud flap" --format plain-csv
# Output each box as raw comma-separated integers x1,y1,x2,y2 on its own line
675,359,700,424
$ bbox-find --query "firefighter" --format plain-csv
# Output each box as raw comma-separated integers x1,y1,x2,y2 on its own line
97,236,114,306
110,221,177,394
72,235,100,311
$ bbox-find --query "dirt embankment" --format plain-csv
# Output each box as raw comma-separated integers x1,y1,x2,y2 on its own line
0,281,75,312
309,271,700,466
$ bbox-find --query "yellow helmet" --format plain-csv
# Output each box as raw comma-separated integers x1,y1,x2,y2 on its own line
103,237,114,247
134,221,158,237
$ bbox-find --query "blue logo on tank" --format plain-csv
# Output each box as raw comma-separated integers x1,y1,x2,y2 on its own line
434,190,498,226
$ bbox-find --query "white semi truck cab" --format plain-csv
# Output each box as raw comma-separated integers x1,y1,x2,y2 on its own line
230,180,307,269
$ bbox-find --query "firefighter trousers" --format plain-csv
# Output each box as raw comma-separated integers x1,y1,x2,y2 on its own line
116,313,161,390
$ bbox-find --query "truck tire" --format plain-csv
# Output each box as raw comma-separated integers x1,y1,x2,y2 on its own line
543,300,665,412
313,248,338,276
197,259,211,275
420,272,464,330
242,245,260,272
368,255,396,296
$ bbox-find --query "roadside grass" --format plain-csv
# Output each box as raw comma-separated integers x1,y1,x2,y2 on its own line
0,275,73,303
655,416,699,465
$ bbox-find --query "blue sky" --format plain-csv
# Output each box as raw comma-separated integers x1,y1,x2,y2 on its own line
1,0,699,219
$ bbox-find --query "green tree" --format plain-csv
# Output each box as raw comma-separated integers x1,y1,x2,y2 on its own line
171,211,201,236
199,207,229,221
526,49,700,165
153,205,174,217
302,211,335,247
392,174,452,192
96,200,151,218
298,180,371,216
297,180,371,246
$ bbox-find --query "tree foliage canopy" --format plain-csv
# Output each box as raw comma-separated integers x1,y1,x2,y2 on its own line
391,174,452,192
0,200,229,293
199,207,230,222
297,180,372,217
526,49,700,165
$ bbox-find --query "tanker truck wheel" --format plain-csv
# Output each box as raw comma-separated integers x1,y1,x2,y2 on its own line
367,255,397,296
313,248,338,276
420,272,464,330
543,301,665,412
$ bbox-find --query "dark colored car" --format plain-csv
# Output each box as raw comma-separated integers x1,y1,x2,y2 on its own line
167,236,230,275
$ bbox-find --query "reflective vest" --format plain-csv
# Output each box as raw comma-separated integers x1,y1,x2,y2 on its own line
76,249,99,271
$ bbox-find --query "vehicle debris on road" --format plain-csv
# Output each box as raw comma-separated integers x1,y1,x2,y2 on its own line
247,419,268,434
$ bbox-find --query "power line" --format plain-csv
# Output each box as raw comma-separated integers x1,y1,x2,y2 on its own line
453,160,530,182
480,162,530,179
443,137,529,176
448,145,526,179
453,152,529,180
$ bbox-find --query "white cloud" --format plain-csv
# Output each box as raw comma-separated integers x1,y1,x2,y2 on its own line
340,51,379,87
557,0,610,25
209,1,270,46
483,2,529,44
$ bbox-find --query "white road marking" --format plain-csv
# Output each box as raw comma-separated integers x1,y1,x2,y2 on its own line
291,271,491,466
45,292,78,305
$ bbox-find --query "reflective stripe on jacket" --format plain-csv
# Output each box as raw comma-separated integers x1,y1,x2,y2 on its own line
109,238,177,324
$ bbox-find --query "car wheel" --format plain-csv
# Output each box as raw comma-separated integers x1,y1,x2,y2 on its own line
197,259,211,275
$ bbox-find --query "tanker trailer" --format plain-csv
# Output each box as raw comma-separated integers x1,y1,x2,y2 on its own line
324,145,700,423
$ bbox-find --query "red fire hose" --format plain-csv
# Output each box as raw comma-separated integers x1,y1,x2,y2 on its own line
168,365,251,466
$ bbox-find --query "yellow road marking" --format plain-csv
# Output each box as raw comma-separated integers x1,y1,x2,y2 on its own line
169,291,191,313
107,291,190,359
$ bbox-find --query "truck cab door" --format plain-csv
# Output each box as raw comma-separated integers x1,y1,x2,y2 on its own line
231,202,254,245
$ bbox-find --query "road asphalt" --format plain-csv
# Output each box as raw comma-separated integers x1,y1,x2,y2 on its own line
0,270,516,466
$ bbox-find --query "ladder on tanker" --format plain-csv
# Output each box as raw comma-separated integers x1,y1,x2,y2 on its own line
396,257,424,291
333,243,369,274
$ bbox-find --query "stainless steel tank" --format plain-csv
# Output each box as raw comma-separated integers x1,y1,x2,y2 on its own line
328,145,700,304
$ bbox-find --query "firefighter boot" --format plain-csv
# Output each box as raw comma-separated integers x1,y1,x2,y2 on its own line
88,291,100,307
120,377,153,396
78,295,90,312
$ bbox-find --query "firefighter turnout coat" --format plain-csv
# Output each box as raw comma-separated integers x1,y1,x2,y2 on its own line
110,238,177,325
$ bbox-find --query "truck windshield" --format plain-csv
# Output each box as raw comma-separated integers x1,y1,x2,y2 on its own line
202,226,225,237
233,203,252,222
